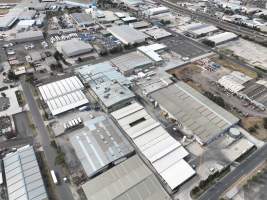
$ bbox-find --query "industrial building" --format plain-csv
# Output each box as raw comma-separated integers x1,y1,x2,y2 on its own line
218,71,253,93
70,115,134,178
3,145,48,200
145,6,170,16
12,30,44,43
144,27,172,40
203,32,238,46
107,25,147,45
110,51,153,76
17,20,36,29
70,13,94,26
129,21,150,29
240,79,267,109
76,62,135,112
150,82,240,145
184,23,219,38
59,39,93,57
0,15,18,30
82,155,171,200
18,10,36,20
111,102,195,190
137,43,167,62
76,61,131,87
38,76,89,116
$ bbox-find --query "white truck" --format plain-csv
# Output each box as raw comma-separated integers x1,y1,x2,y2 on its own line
50,170,58,185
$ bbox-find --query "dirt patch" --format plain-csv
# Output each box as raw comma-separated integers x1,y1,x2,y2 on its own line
169,64,205,92
241,117,267,141
210,56,258,79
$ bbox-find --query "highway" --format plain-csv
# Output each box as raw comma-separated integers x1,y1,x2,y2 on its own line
198,144,267,200
21,78,74,200
161,0,267,44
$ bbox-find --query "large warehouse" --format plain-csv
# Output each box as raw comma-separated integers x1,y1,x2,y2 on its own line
82,155,171,200
38,76,89,116
70,115,134,178
110,51,153,76
184,23,218,38
107,25,147,45
76,62,135,112
151,82,240,145
59,39,93,57
3,145,48,200
76,61,131,86
70,13,94,26
111,102,195,190
12,30,44,43
203,32,238,46
218,71,253,93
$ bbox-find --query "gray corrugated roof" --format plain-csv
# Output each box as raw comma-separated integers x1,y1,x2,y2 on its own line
111,51,152,75
151,82,239,144
3,145,48,200
82,155,171,200
70,115,134,177
107,25,147,45
76,61,131,86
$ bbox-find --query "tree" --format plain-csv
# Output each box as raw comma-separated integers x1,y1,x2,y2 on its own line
55,152,66,166
7,70,18,81
263,118,267,129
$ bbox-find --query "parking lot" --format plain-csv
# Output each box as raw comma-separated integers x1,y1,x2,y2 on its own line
161,29,210,59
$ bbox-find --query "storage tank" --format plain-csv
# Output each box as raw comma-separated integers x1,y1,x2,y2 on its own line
229,128,241,138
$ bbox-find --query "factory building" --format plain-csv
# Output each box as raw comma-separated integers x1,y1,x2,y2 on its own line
76,62,135,112
110,51,153,76
107,25,147,45
3,145,48,200
218,71,253,93
150,82,240,145
203,32,238,46
38,76,89,116
59,39,93,57
111,102,196,191
145,6,170,16
184,23,219,38
82,155,171,200
70,115,134,178
0,15,18,31
144,27,172,40
129,21,150,29
70,13,94,27
137,43,167,62
12,30,44,43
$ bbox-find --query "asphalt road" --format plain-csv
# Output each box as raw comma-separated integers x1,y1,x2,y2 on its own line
199,144,267,200
21,78,74,200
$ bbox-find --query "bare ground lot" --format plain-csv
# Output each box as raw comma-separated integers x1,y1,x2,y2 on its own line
241,117,267,141
168,57,266,118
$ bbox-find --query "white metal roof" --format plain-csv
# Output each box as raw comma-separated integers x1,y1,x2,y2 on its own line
218,71,252,93
206,32,238,45
138,43,166,62
107,25,147,45
111,102,195,190
39,76,88,115
3,145,48,200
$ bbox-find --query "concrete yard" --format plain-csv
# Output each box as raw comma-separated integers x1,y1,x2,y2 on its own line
223,38,267,71
161,29,210,59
